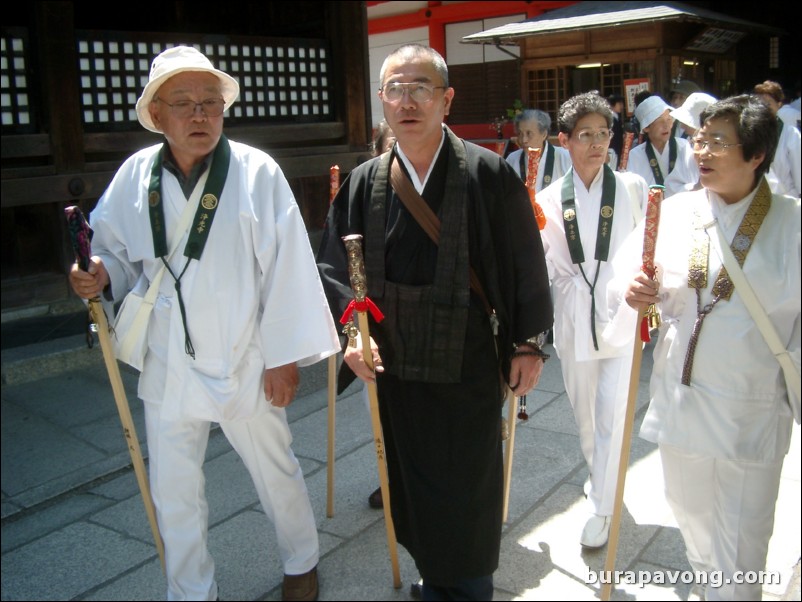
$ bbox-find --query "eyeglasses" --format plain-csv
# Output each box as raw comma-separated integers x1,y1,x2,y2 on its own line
572,129,613,145
380,82,446,103
154,97,225,118
691,138,743,156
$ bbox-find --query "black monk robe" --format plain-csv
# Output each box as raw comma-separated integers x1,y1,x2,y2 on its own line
316,126,552,585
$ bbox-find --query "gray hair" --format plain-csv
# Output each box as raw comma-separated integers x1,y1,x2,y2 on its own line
379,44,449,88
558,92,614,134
515,109,551,135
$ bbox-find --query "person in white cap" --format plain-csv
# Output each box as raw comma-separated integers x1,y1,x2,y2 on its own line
69,46,339,602
669,92,717,139
627,95,699,198
537,92,648,549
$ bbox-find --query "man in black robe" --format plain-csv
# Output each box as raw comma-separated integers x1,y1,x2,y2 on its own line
317,44,552,601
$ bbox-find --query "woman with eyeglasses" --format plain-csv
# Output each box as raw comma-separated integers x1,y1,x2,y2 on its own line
626,95,700,198
616,94,799,600
536,91,649,549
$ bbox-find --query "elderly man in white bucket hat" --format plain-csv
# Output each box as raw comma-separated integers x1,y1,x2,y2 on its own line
626,95,699,198
69,45,339,602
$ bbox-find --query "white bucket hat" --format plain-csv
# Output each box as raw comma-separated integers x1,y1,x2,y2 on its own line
135,46,240,133
669,92,718,131
634,95,671,132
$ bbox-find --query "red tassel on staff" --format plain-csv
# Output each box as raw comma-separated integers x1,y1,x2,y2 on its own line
639,185,664,342
525,147,547,230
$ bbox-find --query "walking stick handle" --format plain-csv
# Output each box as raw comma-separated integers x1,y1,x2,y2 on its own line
342,234,401,588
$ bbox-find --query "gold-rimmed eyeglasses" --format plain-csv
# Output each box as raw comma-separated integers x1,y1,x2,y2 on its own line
691,137,743,156
154,97,225,118
380,82,446,103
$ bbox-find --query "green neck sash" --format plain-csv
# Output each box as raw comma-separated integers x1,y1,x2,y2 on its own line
645,136,677,186
146,135,231,358
561,165,617,350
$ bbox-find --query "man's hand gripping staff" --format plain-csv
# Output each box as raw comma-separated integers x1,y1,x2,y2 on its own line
64,206,166,572
340,234,401,589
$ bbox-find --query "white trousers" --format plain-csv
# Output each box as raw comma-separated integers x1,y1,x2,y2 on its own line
144,401,319,601
660,444,784,601
561,353,631,516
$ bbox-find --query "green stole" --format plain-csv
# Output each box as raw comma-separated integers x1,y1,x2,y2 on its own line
147,135,231,358
645,137,677,186
561,165,617,350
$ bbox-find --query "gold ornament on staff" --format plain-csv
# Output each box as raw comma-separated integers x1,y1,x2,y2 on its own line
341,234,401,588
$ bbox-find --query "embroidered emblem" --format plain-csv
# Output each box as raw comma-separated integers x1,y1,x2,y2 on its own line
544,175,551,184
732,233,751,252
649,158,658,167
148,191,160,207
201,194,218,210
563,208,576,222
601,205,613,218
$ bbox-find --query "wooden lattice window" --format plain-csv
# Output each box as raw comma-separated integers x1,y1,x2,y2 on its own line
600,63,636,100
526,67,567,133
1,29,33,133
76,33,333,131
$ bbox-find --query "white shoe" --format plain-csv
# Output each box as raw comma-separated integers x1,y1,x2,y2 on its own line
580,514,610,548
583,476,591,498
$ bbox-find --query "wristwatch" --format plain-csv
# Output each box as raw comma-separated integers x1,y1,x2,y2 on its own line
513,333,550,361
515,333,547,351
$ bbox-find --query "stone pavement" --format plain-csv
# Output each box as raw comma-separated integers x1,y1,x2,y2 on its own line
1,332,800,601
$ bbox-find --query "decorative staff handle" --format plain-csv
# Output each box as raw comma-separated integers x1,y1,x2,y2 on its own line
329,165,340,204
341,234,401,588
619,132,635,171
326,165,341,518
640,185,664,342
64,206,166,572
525,147,547,230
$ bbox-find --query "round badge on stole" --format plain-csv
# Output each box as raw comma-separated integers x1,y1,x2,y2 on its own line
563,208,576,222
601,205,614,218
201,194,218,210
148,191,160,207
732,233,751,252
544,175,552,184
649,158,658,167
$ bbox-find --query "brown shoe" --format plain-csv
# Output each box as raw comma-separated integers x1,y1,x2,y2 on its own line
368,486,383,509
282,565,318,601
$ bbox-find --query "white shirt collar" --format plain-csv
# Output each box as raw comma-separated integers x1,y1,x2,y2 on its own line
395,128,446,194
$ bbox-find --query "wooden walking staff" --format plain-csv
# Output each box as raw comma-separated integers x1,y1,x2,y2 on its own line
341,234,401,588
502,147,548,521
326,165,340,518
600,185,663,601
64,206,166,572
